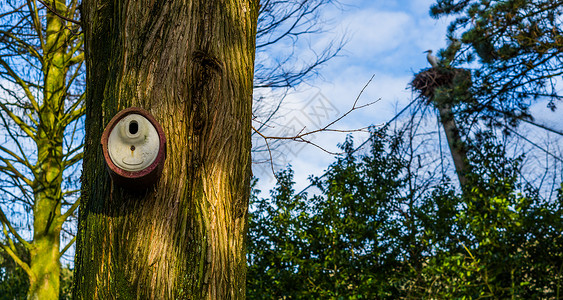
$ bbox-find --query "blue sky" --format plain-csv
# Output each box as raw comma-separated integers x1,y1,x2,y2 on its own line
252,0,563,195
253,0,454,192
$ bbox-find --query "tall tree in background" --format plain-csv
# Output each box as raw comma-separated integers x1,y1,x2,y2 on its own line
73,0,259,298
412,58,472,188
430,0,563,127
412,0,563,188
0,1,82,299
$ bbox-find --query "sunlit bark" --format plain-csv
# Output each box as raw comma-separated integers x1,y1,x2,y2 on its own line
73,0,258,298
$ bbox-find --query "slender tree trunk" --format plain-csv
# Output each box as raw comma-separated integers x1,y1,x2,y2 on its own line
437,102,468,187
28,1,68,298
74,0,258,298
29,134,63,299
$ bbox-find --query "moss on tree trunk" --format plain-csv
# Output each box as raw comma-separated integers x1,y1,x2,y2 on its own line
73,0,258,298
27,1,68,298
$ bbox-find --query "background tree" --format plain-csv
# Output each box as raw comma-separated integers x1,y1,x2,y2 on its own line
248,130,416,298
411,58,472,187
430,0,563,130
0,241,73,299
411,132,563,298
0,1,82,299
247,170,313,298
73,0,259,298
411,0,563,190
247,1,563,297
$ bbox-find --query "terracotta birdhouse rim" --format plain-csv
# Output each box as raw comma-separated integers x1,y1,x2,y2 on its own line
101,107,166,181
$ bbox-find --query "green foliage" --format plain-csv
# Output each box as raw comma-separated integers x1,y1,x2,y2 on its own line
413,132,563,298
59,266,73,300
305,134,409,298
247,171,313,298
247,129,563,298
248,131,413,299
0,243,28,300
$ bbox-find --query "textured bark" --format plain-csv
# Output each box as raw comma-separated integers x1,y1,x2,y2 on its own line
74,0,258,299
437,103,468,187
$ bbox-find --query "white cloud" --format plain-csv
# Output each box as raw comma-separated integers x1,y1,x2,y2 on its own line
344,10,412,57
254,0,454,195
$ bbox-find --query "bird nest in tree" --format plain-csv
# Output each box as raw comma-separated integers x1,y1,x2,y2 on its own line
411,67,471,100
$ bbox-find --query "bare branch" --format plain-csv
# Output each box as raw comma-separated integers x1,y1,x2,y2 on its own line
0,30,43,63
63,150,83,170
26,0,45,50
0,112,36,174
0,4,26,19
0,158,34,187
60,91,85,126
0,144,33,171
0,184,33,207
504,126,563,163
251,127,280,182
62,189,80,197
254,75,378,141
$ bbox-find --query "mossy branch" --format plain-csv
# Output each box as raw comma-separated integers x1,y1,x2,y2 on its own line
0,242,34,279
0,113,36,180
59,235,76,259
0,103,36,139
65,38,84,66
59,197,79,224
0,58,40,113
67,52,84,66
60,68,85,125
37,0,81,26
0,30,44,63
62,189,80,197
63,150,83,169
0,160,34,187
0,209,31,249
0,144,33,172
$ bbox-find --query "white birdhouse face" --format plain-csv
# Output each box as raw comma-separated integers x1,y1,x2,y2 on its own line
107,114,160,172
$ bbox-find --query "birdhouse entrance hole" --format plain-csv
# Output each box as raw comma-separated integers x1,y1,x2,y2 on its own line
129,120,139,135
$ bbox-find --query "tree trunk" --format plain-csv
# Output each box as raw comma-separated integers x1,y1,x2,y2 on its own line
27,1,69,298
73,0,258,298
437,102,468,187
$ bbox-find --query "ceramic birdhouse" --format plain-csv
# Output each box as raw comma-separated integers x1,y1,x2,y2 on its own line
101,107,166,188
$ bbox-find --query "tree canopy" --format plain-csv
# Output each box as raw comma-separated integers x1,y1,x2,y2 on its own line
248,129,563,299
430,0,563,124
